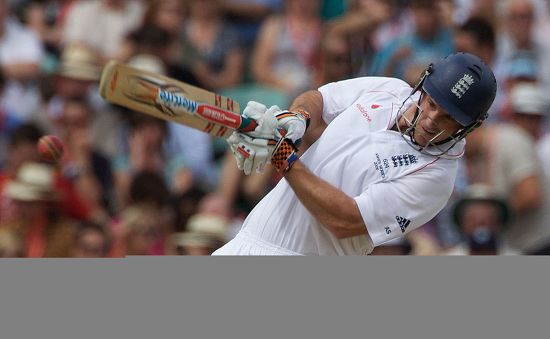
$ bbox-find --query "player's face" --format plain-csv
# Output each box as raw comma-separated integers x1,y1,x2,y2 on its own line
413,94,462,147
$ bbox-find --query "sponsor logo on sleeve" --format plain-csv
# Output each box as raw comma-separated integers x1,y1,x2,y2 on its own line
396,216,411,233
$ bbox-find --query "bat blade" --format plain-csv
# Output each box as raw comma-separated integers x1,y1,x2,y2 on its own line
99,61,256,138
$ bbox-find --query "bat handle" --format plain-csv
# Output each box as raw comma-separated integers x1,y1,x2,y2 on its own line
238,116,258,133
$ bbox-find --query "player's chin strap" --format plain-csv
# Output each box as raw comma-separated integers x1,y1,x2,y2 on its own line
396,65,485,157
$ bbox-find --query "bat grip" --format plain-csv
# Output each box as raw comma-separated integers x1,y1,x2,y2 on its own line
238,116,258,132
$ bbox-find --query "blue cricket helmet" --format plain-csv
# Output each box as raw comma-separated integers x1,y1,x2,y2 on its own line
422,53,497,127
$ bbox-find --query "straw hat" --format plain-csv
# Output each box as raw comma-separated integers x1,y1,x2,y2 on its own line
171,214,229,249
56,44,102,81
452,184,509,227
3,162,57,202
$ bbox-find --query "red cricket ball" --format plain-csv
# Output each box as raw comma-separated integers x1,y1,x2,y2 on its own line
37,135,65,163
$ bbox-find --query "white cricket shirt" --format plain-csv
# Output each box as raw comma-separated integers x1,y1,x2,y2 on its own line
215,77,465,255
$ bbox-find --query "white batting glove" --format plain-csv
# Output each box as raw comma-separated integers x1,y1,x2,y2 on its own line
242,101,279,139
274,109,310,145
227,132,276,175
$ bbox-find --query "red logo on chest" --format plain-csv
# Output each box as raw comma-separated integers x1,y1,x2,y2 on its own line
357,103,372,122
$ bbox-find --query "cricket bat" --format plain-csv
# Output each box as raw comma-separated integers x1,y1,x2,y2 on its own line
99,60,257,138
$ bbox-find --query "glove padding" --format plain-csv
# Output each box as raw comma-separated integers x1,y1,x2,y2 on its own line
242,101,279,139
228,102,310,175
274,109,310,145
227,132,276,175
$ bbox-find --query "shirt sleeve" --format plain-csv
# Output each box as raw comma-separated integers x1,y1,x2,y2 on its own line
353,160,457,246
318,77,411,125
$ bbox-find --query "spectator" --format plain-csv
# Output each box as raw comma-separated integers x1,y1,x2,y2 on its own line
62,0,145,64
172,186,208,233
169,213,229,255
113,113,193,208
17,0,64,68
494,0,550,100
0,122,91,223
446,184,515,255
45,43,123,158
0,0,44,120
325,0,392,76
464,102,545,254
222,0,283,49
369,0,454,79
453,17,496,67
109,171,174,256
183,0,245,91
127,170,172,209
506,83,550,254
0,227,23,257
0,122,43,181
134,0,208,86
115,203,171,256
0,162,77,257
137,0,187,41
467,0,499,27
58,97,114,221
312,32,352,88
509,83,547,140
72,221,112,258
496,51,540,122
122,24,200,87
251,0,322,98
0,68,23,169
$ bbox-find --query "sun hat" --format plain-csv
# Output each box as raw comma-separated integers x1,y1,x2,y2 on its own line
171,214,229,249
56,44,102,81
3,162,57,202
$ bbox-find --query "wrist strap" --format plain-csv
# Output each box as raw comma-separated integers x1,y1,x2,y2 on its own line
271,138,299,172
276,109,311,129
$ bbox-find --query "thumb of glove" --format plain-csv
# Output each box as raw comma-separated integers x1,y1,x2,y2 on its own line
243,101,268,120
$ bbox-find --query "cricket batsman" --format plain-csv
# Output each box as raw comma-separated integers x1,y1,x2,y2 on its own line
213,52,497,255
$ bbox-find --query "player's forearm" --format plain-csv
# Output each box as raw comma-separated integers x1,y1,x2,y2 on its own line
284,160,367,239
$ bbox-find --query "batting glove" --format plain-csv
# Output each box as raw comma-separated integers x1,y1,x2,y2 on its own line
227,132,276,175
242,101,279,139
274,109,310,146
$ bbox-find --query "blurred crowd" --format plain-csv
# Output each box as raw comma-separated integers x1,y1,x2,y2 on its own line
0,0,549,256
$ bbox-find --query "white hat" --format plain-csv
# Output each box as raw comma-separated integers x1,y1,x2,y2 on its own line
127,54,167,76
57,44,102,81
171,214,229,248
3,162,57,201
510,83,547,115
